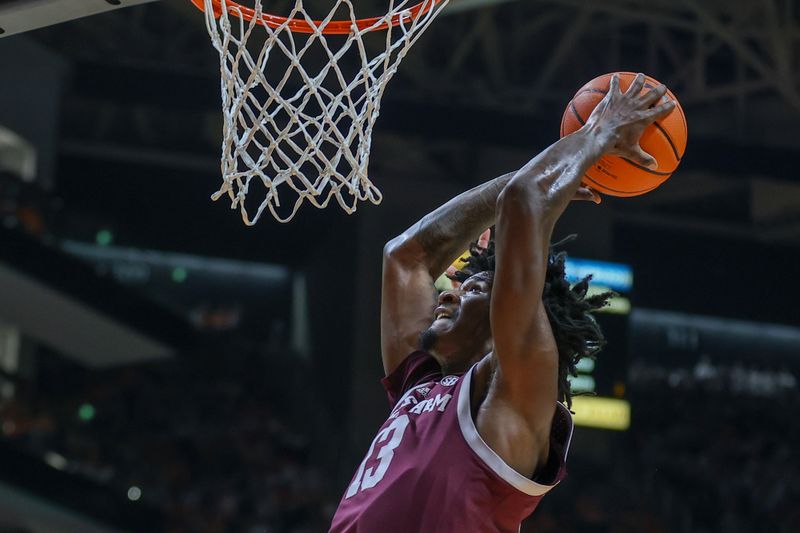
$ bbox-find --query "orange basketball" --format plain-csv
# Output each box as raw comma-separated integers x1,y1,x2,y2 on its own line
560,72,687,197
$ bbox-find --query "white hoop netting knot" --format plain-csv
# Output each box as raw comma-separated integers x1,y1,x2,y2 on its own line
199,0,450,224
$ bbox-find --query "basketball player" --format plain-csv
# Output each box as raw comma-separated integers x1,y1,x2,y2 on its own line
329,73,674,532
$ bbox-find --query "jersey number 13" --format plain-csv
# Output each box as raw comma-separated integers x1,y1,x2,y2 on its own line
345,414,410,498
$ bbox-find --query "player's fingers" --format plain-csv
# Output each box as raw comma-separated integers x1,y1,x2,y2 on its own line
588,187,602,204
640,84,668,107
574,186,602,204
625,146,658,170
445,266,461,289
608,73,621,96
645,100,676,120
626,73,646,97
631,100,674,126
589,93,610,120
477,229,491,249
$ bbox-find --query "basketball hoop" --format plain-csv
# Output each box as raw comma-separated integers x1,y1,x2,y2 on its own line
191,0,449,224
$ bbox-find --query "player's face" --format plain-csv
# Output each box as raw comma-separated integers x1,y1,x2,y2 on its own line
421,272,494,367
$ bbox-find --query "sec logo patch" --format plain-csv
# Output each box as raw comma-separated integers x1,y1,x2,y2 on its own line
440,376,459,387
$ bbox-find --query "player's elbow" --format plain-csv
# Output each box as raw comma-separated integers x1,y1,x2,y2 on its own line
383,235,403,259
497,179,547,221
383,234,424,267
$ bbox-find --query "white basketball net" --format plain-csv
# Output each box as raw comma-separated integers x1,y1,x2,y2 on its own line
199,0,449,224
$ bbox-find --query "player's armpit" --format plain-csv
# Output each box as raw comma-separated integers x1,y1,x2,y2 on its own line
475,386,555,479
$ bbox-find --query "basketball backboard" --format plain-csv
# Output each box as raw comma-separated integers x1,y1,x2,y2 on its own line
0,0,158,38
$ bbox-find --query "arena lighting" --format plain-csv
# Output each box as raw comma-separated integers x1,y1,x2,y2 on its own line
586,285,631,315
127,486,142,501
576,358,595,373
43,451,67,470
61,241,290,283
567,374,596,394
632,308,800,345
565,258,633,293
171,267,188,283
95,229,113,247
0,126,36,181
569,396,631,431
77,403,95,422
0,0,157,37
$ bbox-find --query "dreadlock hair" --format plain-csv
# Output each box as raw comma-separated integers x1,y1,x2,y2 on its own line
448,234,613,409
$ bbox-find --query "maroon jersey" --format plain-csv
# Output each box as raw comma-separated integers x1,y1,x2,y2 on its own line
330,351,574,533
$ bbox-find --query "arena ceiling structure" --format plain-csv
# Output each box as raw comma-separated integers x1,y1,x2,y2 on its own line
0,0,796,278
7,0,794,258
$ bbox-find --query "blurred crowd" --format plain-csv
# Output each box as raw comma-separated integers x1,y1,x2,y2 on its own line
629,359,800,533
525,357,800,533
0,336,336,533
2,340,799,533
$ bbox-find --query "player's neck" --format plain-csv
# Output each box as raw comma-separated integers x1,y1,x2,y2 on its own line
431,347,490,375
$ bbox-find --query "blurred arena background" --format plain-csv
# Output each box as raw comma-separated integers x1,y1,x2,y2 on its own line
1,0,800,531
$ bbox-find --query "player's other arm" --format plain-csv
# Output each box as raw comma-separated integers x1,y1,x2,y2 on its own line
380,176,511,375
487,74,674,475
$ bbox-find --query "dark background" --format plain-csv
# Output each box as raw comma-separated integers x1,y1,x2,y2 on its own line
0,1,799,532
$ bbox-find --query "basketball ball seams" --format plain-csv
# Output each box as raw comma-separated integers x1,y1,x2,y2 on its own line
673,101,688,156
570,102,586,126
653,122,681,161
582,174,659,195
576,81,656,99
620,156,674,175
574,88,608,98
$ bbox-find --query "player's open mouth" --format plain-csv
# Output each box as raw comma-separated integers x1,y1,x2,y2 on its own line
434,306,454,321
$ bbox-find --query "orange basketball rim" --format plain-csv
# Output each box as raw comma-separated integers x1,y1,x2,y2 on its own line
190,0,448,34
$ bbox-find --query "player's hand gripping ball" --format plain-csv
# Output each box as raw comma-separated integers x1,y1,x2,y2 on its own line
560,72,687,197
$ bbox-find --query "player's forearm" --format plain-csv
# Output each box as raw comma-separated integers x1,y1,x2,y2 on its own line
388,127,604,276
386,172,515,278
501,128,605,233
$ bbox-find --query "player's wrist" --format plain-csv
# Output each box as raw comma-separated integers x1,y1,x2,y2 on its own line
577,121,619,158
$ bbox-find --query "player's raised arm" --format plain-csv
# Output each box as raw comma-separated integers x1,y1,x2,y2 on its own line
380,176,510,375
487,74,674,474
